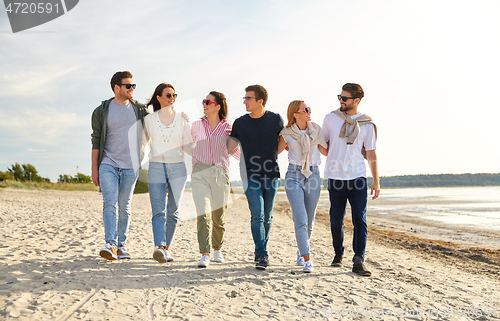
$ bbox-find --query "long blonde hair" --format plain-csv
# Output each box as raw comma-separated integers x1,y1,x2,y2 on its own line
286,100,304,127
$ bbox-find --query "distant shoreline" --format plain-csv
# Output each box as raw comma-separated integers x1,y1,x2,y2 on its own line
367,172,500,188
229,172,500,189
2,172,500,193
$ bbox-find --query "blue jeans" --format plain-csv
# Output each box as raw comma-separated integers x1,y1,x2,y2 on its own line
99,164,138,247
285,165,321,257
328,177,368,261
243,176,279,258
148,162,187,247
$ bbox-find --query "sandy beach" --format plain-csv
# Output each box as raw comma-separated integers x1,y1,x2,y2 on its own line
1,188,499,320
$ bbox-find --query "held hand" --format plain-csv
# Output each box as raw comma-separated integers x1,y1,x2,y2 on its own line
370,181,380,200
92,170,100,187
181,112,190,123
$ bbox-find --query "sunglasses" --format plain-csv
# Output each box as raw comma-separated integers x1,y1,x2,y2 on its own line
202,99,218,106
296,107,311,114
337,95,356,102
165,93,178,99
118,83,136,89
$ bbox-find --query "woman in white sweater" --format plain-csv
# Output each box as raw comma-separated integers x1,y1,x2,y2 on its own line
278,100,328,273
143,83,193,263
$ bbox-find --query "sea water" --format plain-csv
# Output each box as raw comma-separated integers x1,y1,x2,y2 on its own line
317,186,500,231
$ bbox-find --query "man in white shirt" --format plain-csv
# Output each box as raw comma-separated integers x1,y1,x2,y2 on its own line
322,83,380,276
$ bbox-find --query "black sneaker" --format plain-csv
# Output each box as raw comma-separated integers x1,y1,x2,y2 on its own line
254,252,260,263
352,263,371,277
256,256,269,270
331,254,343,267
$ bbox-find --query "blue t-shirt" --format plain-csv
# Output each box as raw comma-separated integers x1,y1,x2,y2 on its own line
230,111,284,180
101,100,138,169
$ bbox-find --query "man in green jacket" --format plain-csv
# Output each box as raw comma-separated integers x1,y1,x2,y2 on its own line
91,71,149,260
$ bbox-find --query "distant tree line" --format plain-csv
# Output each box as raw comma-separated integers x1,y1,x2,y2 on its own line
367,173,500,188
58,173,92,184
5,163,495,188
0,163,92,184
0,163,50,182
226,173,500,189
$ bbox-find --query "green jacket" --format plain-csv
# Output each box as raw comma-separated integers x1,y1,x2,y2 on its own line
91,98,149,169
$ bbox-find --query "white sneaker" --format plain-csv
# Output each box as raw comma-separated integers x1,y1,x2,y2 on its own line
213,250,224,263
164,250,174,262
198,255,210,268
303,260,314,273
297,250,305,266
153,248,167,263
117,246,131,259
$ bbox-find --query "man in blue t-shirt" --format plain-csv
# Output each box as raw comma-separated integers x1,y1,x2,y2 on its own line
228,84,284,270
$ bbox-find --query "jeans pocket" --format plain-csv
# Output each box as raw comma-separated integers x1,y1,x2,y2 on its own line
287,165,300,175
285,170,297,180
168,162,187,180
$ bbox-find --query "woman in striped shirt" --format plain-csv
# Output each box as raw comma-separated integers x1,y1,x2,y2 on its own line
191,91,240,268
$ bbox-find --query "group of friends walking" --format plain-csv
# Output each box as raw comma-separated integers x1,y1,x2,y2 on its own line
90,71,380,277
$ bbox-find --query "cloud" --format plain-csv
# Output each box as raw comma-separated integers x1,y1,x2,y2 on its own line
0,65,82,97
0,106,84,146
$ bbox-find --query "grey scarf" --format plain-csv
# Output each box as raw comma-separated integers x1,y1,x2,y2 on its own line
333,108,377,158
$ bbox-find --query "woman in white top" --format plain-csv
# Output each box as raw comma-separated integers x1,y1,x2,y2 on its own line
143,83,193,263
278,100,328,273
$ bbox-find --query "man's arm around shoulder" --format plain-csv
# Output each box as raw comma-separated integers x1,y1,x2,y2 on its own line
227,137,239,155
227,118,240,155
131,99,149,119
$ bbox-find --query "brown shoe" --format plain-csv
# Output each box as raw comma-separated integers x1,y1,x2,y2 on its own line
99,244,118,260
352,263,371,277
331,254,343,267
117,246,131,259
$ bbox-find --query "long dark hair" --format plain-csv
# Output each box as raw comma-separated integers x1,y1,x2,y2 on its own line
209,91,228,120
146,83,175,112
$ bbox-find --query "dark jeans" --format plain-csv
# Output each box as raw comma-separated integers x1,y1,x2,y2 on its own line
328,177,368,261
244,177,279,258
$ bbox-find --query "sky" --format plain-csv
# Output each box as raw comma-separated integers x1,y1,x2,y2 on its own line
0,0,499,183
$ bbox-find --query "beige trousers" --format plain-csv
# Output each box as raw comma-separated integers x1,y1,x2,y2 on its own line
191,162,230,253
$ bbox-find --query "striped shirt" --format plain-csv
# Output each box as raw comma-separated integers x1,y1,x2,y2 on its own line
191,117,240,171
